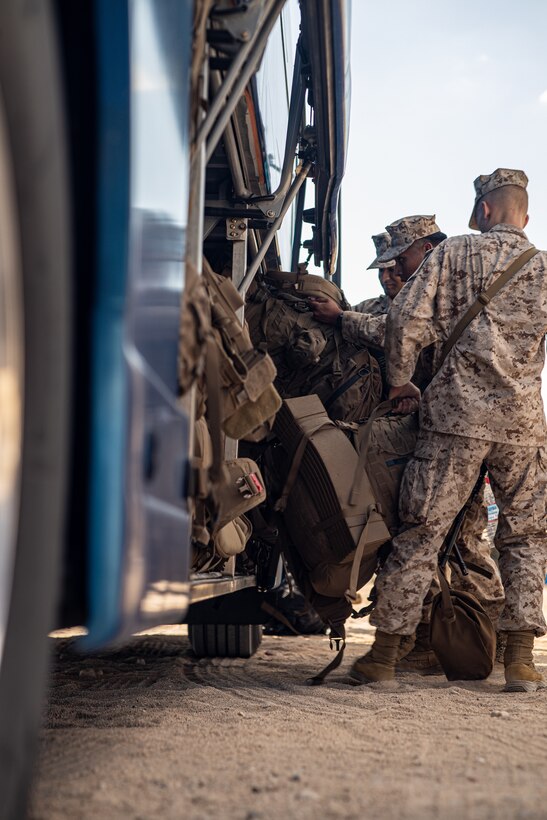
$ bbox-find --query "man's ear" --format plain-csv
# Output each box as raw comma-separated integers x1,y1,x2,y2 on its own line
524,214,529,228
422,241,433,253
478,199,490,223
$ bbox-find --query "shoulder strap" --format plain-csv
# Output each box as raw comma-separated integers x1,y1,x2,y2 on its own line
349,399,394,505
436,566,456,622
439,246,539,368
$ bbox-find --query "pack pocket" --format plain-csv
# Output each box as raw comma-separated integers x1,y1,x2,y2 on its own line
399,437,442,526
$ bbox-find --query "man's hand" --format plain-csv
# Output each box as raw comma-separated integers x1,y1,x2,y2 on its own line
389,382,421,415
307,295,343,325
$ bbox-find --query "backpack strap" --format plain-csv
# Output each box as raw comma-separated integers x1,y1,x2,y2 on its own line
274,418,333,513
305,627,347,686
344,504,379,606
436,566,456,622
349,399,395,505
439,246,539,368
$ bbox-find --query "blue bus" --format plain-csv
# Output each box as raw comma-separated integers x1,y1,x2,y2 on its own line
0,0,350,814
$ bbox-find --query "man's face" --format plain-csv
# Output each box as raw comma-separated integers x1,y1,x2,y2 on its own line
396,239,429,281
379,260,404,299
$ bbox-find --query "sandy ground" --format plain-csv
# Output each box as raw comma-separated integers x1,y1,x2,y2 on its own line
28,608,547,820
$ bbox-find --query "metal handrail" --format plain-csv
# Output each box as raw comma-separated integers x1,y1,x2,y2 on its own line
204,0,287,163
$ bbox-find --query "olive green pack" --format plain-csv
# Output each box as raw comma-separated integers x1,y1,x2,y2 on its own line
246,273,382,424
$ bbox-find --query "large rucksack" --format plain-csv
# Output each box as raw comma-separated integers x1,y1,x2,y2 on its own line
263,395,390,658
263,396,424,682
246,272,383,423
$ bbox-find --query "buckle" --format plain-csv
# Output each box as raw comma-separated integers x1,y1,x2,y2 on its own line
236,472,264,499
329,636,345,652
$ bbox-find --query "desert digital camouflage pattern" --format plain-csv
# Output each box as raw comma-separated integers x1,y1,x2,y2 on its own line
353,293,390,316
371,430,547,635
386,225,547,445
453,494,505,623
367,232,397,270
339,293,390,349
340,224,509,624
469,167,529,230
378,215,442,263
422,488,505,626
374,216,547,637
341,309,387,349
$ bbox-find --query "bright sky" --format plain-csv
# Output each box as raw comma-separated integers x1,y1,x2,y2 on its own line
341,0,547,306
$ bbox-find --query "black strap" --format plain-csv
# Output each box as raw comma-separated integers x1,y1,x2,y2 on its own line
305,635,346,686
260,601,302,637
324,366,370,410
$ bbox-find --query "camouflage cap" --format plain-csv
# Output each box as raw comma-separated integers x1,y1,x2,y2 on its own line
469,168,528,230
367,232,396,270
377,215,442,263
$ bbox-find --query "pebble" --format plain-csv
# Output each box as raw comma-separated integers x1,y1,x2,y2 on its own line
290,773,301,782
490,710,510,718
136,658,146,666
298,789,319,800
79,668,103,679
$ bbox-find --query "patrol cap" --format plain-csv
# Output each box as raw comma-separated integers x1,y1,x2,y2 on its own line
377,215,442,263
367,232,396,270
469,168,528,230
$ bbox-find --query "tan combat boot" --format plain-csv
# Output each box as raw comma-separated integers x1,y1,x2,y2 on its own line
396,622,442,675
504,630,546,693
350,630,403,684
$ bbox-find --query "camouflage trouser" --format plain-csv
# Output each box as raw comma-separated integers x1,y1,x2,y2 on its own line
371,431,547,636
421,485,505,626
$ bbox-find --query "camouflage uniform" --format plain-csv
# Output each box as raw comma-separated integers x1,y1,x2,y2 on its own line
367,231,397,271
353,293,390,316
341,310,387,349
340,232,394,348
371,173,547,636
362,217,504,625
382,218,503,624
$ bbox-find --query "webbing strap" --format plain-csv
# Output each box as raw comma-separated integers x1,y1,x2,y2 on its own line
439,246,539,368
457,561,493,580
345,507,376,606
274,419,331,513
305,641,346,686
349,400,394,505
324,365,370,410
260,601,302,636
204,336,226,485
436,566,456,622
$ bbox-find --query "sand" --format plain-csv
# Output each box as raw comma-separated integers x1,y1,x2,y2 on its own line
28,615,547,820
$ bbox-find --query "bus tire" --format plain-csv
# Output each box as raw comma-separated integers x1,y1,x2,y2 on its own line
188,624,263,659
0,2,70,818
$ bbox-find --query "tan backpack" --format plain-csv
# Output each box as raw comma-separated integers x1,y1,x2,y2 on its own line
266,395,390,620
